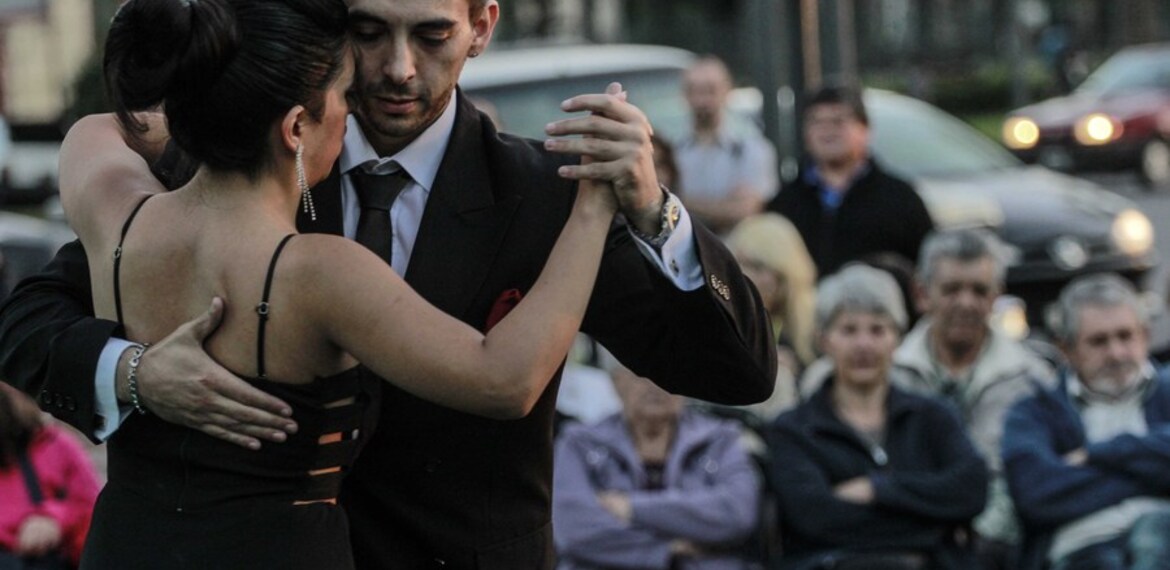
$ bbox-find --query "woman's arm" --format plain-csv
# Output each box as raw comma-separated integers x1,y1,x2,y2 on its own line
305,182,616,419
59,114,167,247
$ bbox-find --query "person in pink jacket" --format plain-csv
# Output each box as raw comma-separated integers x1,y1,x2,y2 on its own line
0,383,100,567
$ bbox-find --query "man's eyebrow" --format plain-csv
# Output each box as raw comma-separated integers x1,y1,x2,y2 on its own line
347,10,386,26
415,18,458,32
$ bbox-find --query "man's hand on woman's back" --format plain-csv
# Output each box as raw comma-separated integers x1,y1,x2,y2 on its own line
127,297,298,449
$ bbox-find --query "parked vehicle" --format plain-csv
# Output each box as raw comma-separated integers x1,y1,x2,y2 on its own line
0,211,73,300
1002,42,1170,187
462,43,1159,328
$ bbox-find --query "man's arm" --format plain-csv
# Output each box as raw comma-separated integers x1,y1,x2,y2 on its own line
552,428,676,569
679,188,766,236
0,239,114,438
547,85,777,405
1001,396,1149,528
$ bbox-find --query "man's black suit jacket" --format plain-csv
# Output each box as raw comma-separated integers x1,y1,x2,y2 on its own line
0,93,776,569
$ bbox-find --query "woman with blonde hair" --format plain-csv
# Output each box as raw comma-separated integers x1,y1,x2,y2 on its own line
728,213,816,367
725,214,816,418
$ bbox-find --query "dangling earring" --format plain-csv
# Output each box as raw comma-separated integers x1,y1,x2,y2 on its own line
296,142,316,221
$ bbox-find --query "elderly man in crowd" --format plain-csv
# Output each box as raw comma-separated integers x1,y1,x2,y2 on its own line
1002,274,1170,570
894,229,1055,569
552,353,762,570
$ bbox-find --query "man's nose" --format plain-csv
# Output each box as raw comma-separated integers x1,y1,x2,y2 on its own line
383,36,416,84
1106,336,1134,362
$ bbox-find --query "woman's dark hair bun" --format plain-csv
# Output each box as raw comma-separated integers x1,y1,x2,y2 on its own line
103,0,348,177
105,0,240,135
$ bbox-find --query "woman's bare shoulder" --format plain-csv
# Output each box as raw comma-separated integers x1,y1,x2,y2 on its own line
277,233,395,286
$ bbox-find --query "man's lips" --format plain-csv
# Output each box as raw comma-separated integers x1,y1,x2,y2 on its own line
375,96,419,114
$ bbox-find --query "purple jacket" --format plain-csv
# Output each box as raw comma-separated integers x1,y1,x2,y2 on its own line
552,410,761,570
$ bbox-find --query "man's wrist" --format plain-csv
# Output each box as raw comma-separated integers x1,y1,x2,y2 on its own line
114,343,146,405
627,185,680,248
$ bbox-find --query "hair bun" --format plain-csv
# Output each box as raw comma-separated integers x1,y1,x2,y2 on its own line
104,0,239,112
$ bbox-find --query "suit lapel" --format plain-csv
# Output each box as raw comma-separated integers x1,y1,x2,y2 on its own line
298,163,344,235
405,93,522,320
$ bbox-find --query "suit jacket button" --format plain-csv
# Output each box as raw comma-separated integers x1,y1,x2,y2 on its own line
65,396,77,412
39,391,52,405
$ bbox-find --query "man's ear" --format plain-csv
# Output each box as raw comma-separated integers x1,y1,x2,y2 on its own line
279,105,308,154
468,1,499,58
912,279,931,316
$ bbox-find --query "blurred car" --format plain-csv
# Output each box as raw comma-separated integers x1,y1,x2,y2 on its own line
0,210,73,301
867,89,1157,325
1002,42,1170,186
461,43,760,142
462,44,1158,327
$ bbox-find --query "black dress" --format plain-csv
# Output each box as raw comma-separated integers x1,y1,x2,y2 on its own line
81,201,378,569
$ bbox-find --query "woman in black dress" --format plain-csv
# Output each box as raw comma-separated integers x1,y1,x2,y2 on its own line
65,0,618,567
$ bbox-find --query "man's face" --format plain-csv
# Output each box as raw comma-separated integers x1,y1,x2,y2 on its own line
922,256,999,352
612,367,683,429
803,102,869,167
1066,304,1149,395
682,63,730,128
345,0,497,155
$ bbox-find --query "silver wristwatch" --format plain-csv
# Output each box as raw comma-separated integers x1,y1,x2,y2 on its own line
629,185,681,249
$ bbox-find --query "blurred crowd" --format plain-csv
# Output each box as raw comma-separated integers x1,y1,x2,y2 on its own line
549,56,1170,570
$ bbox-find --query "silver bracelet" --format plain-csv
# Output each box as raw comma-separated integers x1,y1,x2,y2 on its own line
127,343,149,415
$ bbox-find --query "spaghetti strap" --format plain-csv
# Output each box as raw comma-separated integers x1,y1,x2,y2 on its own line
255,234,296,380
113,195,153,327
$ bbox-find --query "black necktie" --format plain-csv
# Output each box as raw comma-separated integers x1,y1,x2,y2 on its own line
350,169,411,266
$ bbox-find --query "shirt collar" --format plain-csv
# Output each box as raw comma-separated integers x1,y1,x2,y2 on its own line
338,94,458,193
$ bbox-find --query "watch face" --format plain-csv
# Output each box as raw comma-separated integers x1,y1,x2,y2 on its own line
664,198,681,231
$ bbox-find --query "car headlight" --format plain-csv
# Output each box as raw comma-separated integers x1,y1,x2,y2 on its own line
1003,117,1040,149
1112,209,1154,256
1050,236,1089,270
1074,113,1123,145
992,295,1029,340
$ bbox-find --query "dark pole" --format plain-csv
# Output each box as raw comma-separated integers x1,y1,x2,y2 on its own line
744,0,804,174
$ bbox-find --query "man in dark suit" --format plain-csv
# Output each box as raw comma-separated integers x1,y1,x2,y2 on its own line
0,0,775,568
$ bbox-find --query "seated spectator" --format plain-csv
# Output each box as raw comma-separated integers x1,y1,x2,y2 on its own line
1002,274,1170,570
726,213,817,420
768,85,933,277
769,264,988,570
552,354,763,569
895,229,1055,569
0,383,100,569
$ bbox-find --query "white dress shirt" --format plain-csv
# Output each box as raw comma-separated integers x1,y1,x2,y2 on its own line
92,94,703,440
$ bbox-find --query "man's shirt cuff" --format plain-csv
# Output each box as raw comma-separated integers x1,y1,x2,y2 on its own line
628,205,703,291
94,338,135,441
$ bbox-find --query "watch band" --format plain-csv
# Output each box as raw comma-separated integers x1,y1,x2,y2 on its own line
629,185,681,249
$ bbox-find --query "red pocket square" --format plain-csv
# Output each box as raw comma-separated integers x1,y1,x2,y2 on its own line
485,288,524,332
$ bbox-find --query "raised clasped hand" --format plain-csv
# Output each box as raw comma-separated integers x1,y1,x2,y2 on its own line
544,82,663,231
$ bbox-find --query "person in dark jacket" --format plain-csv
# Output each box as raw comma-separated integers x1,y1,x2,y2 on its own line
769,264,988,570
1002,274,1170,570
768,86,934,278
